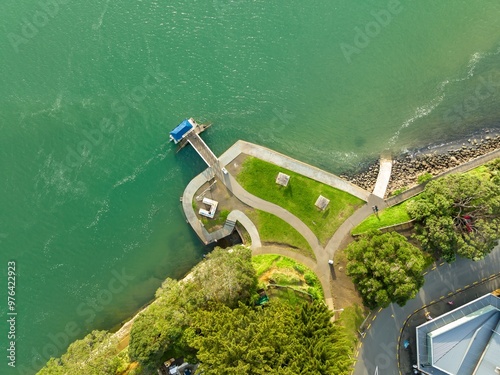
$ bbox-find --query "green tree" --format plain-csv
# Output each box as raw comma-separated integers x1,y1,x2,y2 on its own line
188,302,299,374
188,301,354,375
346,230,425,309
37,331,125,375
189,246,257,308
129,246,258,372
407,173,500,261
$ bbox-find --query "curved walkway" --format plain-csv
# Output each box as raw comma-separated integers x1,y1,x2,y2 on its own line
227,210,261,249
218,140,371,201
221,173,334,307
182,141,390,312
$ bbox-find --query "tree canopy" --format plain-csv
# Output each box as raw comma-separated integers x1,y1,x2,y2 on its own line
346,230,426,309
128,246,257,372
37,331,127,375
187,301,353,375
407,173,500,261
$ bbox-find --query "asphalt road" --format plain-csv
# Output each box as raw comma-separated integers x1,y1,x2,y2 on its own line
354,244,500,375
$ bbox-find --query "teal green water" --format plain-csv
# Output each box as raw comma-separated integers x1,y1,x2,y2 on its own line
1,1,500,373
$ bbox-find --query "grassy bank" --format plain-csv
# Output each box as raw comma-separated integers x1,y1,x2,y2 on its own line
247,209,315,259
351,199,414,235
338,304,366,346
252,254,323,303
237,157,364,245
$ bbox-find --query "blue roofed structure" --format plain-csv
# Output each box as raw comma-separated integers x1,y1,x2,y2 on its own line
416,293,500,375
170,119,194,144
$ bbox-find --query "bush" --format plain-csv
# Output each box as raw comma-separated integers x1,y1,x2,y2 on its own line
304,271,317,286
391,187,407,196
417,172,433,184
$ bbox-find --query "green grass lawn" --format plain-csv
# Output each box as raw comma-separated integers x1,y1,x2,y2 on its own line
252,254,323,303
200,209,229,230
338,304,366,346
248,209,315,260
351,199,414,235
237,157,364,245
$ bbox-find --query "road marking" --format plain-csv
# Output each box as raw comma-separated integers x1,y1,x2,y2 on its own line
430,300,436,304
367,323,371,330
399,328,402,334
464,284,470,288
439,262,445,266
432,266,437,270
473,281,478,285
378,307,383,313
482,277,487,281
372,315,377,321
448,292,453,296
440,296,445,300
456,288,462,292
423,271,428,276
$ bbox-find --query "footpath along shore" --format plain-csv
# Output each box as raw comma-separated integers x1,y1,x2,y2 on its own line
111,134,500,358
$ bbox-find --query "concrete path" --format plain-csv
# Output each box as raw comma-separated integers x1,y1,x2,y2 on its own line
182,170,213,244
219,140,371,201
183,138,394,313
324,194,387,258
372,157,392,198
219,172,333,304
227,210,261,249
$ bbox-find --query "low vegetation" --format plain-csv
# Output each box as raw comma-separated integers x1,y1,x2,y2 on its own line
38,331,129,375
351,199,414,235
247,209,315,259
338,304,366,347
237,156,364,245
252,254,323,302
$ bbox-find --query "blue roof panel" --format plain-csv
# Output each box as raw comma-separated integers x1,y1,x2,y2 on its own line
170,120,193,142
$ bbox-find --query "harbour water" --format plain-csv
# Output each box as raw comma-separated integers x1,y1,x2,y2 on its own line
1,1,500,373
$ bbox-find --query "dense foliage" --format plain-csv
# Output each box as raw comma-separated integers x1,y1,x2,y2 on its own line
129,246,257,372
407,172,500,261
38,245,357,375
346,230,426,309
37,331,128,375
188,301,353,375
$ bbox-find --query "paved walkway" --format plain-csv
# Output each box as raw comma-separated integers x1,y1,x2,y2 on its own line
219,140,371,201
182,139,393,312
372,157,392,198
227,210,261,249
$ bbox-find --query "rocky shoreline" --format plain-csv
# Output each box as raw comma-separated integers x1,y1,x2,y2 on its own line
341,133,500,197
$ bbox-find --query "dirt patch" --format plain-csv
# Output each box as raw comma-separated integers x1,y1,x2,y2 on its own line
192,178,251,231
332,246,364,310
225,152,249,176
